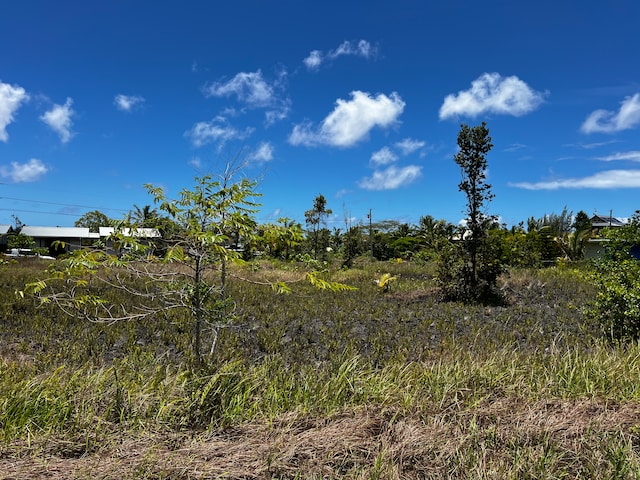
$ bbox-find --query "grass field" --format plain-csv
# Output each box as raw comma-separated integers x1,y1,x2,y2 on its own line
2,257,640,479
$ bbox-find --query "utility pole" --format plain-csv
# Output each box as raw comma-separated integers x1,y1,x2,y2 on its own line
368,208,373,259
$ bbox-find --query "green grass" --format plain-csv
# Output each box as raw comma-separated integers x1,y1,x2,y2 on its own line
2,257,640,478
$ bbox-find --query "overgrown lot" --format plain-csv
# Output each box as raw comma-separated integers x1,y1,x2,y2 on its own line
2,258,640,479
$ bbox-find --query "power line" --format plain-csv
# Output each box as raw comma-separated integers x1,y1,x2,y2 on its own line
0,208,86,217
0,196,129,213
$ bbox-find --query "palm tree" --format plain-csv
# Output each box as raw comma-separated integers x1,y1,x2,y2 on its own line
129,204,159,227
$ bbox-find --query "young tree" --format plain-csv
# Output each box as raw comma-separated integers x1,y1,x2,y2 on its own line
259,217,304,260
439,122,503,302
305,194,332,259
24,172,353,364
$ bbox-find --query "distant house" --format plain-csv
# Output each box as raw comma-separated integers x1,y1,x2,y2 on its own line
589,214,625,237
584,214,627,260
99,226,161,254
98,227,161,239
20,226,99,255
0,224,13,252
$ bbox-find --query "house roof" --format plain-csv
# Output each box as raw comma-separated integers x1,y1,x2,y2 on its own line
0,224,12,235
20,226,97,238
590,215,625,228
99,227,161,238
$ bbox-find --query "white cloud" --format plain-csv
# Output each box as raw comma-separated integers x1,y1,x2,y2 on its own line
395,138,425,155
370,147,398,166
581,93,640,134
331,40,375,59
304,40,377,71
509,169,640,190
185,117,253,148
358,165,422,190
0,158,48,183
265,103,291,126
596,151,640,162
204,70,290,124
40,98,74,143
250,142,274,164
114,94,145,112
204,70,274,108
439,72,546,119
565,140,618,150
303,50,323,71
503,143,526,152
289,91,405,147
188,156,202,169
0,81,29,142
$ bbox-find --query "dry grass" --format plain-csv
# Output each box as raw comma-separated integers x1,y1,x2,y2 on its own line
2,399,640,479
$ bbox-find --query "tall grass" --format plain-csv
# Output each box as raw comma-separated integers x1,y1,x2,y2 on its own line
3,258,640,478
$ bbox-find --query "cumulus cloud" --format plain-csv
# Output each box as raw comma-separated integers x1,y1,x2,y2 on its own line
595,151,640,162
370,147,398,166
439,73,546,119
581,93,640,134
40,98,75,143
250,141,274,164
289,91,405,147
509,169,640,190
304,40,377,71
114,94,145,112
395,138,425,155
358,165,422,190
0,158,48,183
185,117,253,148
0,81,29,142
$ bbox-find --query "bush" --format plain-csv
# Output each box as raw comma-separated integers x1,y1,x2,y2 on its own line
588,211,640,340
589,258,640,340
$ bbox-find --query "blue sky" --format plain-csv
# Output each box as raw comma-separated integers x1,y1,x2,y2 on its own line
1,1,640,230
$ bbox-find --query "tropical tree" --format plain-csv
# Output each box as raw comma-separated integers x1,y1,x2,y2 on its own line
129,204,160,227
304,194,333,259
258,217,304,260
75,210,112,232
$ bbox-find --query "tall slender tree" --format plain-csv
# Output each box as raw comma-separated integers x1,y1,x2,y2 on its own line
305,194,332,259
439,121,503,303
455,122,494,293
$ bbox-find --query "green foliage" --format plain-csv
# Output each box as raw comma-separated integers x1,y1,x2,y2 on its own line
588,212,640,340
74,210,112,232
257,217,304,260
7,233,35,250
304,194,333,259
437,123,504,303
341,225,367,267
589,258,640,340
